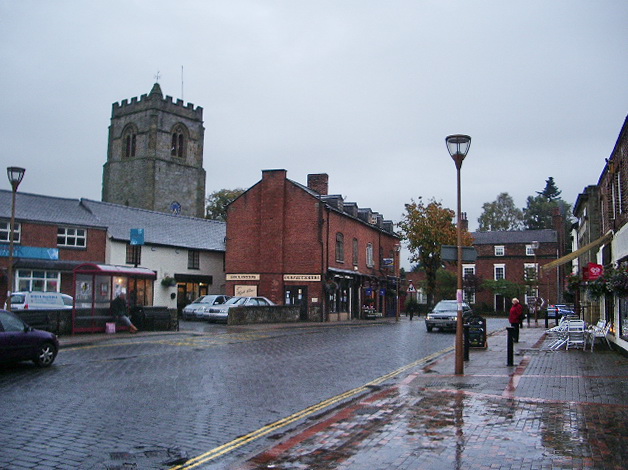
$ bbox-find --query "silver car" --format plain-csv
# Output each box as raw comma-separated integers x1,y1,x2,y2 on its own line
425,300,472,332
182,295,231,320
206,296,275,323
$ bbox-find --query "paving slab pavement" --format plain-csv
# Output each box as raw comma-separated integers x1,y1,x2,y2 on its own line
233,324,628,470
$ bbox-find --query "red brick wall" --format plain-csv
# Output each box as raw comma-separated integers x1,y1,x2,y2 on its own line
225,170,400,307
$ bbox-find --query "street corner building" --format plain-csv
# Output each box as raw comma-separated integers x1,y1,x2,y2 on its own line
225,170,401,322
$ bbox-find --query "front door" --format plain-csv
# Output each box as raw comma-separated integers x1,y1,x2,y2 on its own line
285,286,308,321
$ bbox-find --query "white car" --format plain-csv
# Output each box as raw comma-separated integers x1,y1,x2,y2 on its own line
206,296,275,323
7,292,73,311
182,295,231,320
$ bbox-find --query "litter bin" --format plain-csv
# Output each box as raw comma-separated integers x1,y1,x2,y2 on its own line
465,314,487,348
130,306,145,330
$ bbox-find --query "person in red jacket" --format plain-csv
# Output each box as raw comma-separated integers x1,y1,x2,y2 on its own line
509,298,524,343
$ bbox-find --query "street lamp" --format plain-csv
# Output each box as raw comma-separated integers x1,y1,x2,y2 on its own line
394,243,401,322
446,134,471,375
6,167,25,312
531,240,540,323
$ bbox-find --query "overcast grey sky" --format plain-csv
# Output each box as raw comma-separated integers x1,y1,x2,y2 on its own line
1,1,627,263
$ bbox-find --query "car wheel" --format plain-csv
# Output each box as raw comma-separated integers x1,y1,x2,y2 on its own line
33,342,57,367
426,325,433,332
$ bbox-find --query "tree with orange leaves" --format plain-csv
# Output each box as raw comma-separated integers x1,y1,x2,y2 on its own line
398,197,473,307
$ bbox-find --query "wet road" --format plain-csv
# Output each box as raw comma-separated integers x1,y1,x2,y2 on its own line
0,317,508,469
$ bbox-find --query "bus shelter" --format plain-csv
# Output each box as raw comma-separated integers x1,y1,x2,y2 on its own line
72,263,156,333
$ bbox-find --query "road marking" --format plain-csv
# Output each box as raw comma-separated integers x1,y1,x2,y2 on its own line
169,347,452,470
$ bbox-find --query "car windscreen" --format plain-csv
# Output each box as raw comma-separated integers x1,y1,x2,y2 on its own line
10,294,25,304
225,297,245,305
433,302,457,311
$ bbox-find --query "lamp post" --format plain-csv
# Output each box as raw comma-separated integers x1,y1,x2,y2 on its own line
446,134,471,375
531,240,540,324
6,167,25,312
394,243,401,322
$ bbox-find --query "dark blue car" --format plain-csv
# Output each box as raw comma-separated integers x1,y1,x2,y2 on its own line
0,309,59,367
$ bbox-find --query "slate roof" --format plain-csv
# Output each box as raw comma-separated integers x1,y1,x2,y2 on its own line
0,190,104,227
81,199,225,251
0,190,225,252
472,230,557,245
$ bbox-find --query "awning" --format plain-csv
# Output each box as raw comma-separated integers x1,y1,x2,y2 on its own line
541,231,613,273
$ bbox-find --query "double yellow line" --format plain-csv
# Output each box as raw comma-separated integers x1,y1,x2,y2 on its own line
171,347,452,469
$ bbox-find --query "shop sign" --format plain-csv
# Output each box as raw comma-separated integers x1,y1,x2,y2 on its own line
283,274,321,282
226,274,260,281
235,285,258,296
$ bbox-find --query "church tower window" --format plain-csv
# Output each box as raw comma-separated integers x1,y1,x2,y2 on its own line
122,125,137,159
171,126,187,158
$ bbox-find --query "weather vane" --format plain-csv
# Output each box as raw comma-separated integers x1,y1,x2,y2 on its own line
154,71,161,82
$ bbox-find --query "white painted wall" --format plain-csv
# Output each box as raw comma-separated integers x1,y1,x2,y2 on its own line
107,240,225,309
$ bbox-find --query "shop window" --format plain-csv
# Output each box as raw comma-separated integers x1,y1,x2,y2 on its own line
57,227,87,248
0,221,20,243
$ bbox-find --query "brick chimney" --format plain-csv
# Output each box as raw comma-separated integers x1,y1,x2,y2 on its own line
460,212,469,232
307,173,329,195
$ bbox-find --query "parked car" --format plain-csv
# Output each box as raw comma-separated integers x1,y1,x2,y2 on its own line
425,300,472,332
546,304,575,319
6,291,72,311
206,296,275,323
182,295,231,320
0,309,59,367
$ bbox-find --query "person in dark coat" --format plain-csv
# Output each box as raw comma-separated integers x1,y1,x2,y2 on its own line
509,298,524,343
110,290,138,333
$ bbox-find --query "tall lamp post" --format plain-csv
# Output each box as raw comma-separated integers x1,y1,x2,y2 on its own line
6,167,25,312
446,134,471,375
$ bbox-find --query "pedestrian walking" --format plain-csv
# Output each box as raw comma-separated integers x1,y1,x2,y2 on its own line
110,289,138,333
509,297,524,342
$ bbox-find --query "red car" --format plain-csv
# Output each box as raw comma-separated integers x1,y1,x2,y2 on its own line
0,309,59,367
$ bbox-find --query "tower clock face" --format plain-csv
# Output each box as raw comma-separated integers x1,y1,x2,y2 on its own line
171,201,182,215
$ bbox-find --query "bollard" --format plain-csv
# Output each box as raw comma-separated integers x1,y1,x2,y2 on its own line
463,324,470,361
506,326,514,366
544,311,549,329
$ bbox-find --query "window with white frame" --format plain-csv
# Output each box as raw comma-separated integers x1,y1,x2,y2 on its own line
494,264,505,280
525,245,536,256
16,270,60,292
366,243,374,267
463,264,476,303
57,227,87,247
494,245,505,256
0,221,21,243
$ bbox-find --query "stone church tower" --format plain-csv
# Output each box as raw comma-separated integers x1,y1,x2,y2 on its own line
102,83,206,218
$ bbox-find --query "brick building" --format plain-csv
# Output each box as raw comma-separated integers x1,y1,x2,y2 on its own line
0,190,226,312
470,230,560,312
225,170,401,321
0,191,108,307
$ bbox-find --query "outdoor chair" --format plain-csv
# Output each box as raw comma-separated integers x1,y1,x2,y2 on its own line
566,320,586,350
587,320,612,351
545,321,569,350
